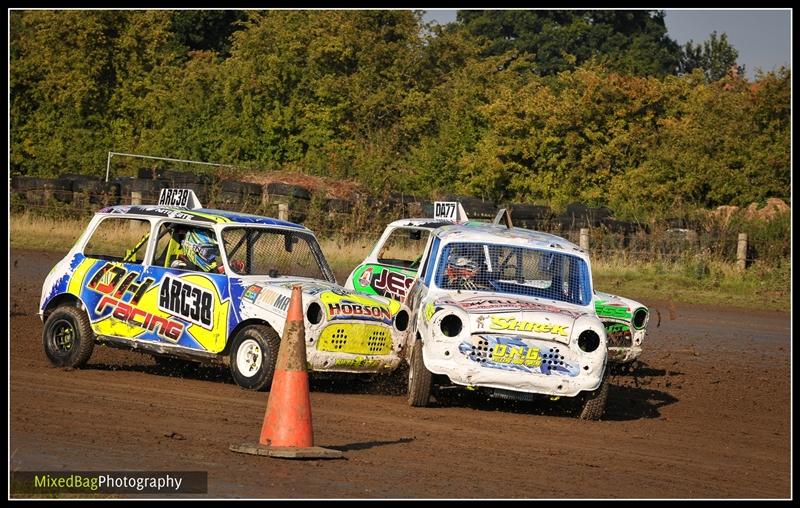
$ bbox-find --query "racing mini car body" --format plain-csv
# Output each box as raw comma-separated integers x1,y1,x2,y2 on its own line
594,291,650,364
347,213,650,366
361,215,610,419
39,189,409,390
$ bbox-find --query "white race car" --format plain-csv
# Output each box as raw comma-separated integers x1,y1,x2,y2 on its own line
346,206,610,419
347,213,650,367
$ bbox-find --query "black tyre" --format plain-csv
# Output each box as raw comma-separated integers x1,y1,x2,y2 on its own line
42,306,95,368
229,325,280,391
578,370,610,421
408,340,432,407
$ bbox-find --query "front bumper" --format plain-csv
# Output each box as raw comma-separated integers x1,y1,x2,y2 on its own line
306,321,403,373
422,333,605,398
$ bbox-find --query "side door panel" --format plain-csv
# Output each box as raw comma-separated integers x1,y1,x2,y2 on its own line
141,266,231,353
75,258,231,354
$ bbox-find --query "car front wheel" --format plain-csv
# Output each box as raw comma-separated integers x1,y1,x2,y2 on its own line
408,339,432,407
578,370,610,420
42,306,95,368
229,325,280,391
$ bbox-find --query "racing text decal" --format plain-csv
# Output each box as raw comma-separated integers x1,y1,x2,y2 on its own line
353,265,415,303
595,301,632,319
158,275,214,330
489,316,569,336
492,344,542,367
319,291,396,325
328,301,391,323
87,263,184,342
437,296,585,318
459,335,579,376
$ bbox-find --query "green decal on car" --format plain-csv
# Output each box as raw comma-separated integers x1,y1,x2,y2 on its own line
595,301,632,319
350,263,416,303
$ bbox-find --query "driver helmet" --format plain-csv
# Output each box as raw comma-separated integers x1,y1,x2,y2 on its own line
182,229,220,272
445,245,483,286
446,255,478,280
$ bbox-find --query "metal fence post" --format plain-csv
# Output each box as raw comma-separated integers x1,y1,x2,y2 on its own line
278,203,289,221
736,233,748,271
579,228,590,251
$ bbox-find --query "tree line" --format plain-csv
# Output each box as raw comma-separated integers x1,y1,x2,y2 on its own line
10,10,790,220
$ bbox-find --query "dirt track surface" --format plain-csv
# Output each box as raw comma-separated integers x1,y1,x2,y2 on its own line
10,248,791,499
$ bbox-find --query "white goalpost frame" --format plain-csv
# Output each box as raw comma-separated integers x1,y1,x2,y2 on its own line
104,151,235,182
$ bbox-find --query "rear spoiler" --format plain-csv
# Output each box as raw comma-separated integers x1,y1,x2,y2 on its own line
492,208,513,228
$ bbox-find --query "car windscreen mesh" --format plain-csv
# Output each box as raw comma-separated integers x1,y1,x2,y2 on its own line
221,227,330,280
434,242,591,305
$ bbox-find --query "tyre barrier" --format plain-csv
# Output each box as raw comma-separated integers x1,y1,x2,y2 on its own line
10,176,42,192
115,177,170,204
508,203,553,221
215,180,263,208
266,182,311,201
47,178,75,204
11,175,648,238
66,175,121,206
565,202,612,228
137,168,217,186
11,176,50,206
324,198,352,214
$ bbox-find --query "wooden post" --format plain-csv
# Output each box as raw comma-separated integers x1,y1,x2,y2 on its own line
278,203,289,221
736,233,748,271
130,191,142,231
579,228,590,251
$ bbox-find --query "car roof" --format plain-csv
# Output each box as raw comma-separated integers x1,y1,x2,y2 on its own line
97,205,309,230
386,218,456,229
433,222,586,257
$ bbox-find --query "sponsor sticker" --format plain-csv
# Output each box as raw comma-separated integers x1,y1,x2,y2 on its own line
243,285,262,303
256,288,291,313
489,316,569,336
437,296,584,318
595,301,632,319
87,262,184,342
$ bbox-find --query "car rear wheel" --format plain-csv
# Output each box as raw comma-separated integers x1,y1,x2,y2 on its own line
408,340,432,407
229,325,279,391
43,306,95,368
578,370,610,420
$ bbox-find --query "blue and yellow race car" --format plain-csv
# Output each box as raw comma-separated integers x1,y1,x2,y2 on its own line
39,189,410,390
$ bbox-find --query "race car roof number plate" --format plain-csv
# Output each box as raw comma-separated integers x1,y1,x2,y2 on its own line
434,201,468,222
158,188,202,209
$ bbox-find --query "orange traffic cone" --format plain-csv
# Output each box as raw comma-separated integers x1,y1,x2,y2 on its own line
230,285,342,459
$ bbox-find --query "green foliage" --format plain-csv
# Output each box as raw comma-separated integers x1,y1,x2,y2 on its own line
9,9,790,226
457,10,682,77
680,31,744,82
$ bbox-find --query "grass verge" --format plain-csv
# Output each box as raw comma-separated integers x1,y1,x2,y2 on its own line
592,256,790,311
11,213,789,312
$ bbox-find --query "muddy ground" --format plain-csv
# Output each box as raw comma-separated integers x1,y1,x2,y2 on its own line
9,248,791,499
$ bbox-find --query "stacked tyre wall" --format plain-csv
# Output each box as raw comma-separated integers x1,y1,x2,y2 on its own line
10,172,787,264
